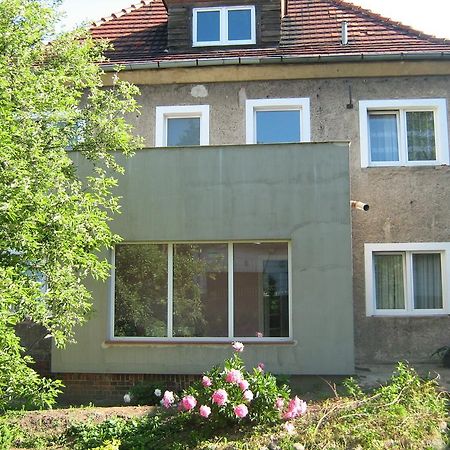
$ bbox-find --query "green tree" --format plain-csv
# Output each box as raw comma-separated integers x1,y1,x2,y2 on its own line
0,0,142,410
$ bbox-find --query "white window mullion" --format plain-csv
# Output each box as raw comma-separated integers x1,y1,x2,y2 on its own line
228,242,234,338
221,8,227,45
167,243,174,338
405,251,413,312
399,110,408,164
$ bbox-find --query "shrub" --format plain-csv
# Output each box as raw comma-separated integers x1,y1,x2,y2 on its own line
128,382,171,406
167,342,307,426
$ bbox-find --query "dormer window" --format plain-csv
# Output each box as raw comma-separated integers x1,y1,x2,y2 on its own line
192,6,256,47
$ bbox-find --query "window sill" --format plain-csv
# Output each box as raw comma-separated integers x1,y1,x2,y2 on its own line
103,339,296,347
368,313,449,318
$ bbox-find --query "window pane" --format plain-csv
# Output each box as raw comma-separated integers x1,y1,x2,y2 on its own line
228,9,252,41
406,111,436,161
114,244,168,337
256,110,301,144
196,10,220,42
234,243,289,337
374,254,405,309
413,253,442,309
369,113,399,162
173,244,228,337
167,117,200,146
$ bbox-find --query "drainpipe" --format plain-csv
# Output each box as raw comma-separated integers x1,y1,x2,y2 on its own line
350,200,369,211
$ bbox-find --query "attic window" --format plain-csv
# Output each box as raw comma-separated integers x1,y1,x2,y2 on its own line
192,6,256,47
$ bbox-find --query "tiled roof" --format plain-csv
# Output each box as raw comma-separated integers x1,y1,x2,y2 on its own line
90,0,450,65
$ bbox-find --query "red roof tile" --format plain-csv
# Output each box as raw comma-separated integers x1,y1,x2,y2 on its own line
90,0,450,65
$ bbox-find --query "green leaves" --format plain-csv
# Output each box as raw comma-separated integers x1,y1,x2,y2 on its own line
0,0,141,409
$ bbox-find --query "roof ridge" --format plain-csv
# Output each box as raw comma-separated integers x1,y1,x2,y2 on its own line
327,0,449,43
91,0,153,28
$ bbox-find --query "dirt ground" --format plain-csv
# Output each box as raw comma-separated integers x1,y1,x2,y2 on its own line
15,405,154,437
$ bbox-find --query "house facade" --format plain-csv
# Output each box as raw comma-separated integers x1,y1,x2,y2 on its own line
48,0,450,401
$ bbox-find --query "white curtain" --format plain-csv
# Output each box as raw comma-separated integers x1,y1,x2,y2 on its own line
369,113,399,162
413,253,442,309
374,254,404,309
406,111,436,161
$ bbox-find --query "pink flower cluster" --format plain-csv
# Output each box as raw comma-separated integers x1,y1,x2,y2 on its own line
234,403,248,418
232,341,244,352
211,388,228,406
181,395,197,411
225,369,242,384
161,390,175,408
282,396,307,420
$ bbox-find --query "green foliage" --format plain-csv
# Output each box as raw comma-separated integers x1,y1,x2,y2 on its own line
0,323,63,411
7,363,449,449
0,0,142,410
180,346,293,426
91,439,121,450
297,362,449,449
0,415,21,448
128,381,170,406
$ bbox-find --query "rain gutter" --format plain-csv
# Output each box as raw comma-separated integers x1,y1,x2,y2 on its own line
101,51,450,72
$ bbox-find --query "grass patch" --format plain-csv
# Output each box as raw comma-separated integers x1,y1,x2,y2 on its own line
5,363,448,450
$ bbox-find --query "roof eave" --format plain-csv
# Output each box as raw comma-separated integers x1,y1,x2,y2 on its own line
100,51,450,71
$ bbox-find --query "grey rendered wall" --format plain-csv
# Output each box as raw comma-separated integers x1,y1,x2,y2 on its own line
52,143,353,375
126,75,450,364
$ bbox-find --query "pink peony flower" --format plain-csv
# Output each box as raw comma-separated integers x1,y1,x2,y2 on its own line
256,362,265,372
275,397,285,410
202,375,212,387
256,331,263,338
232,341,244,352
161,390,175,409
243,390,254,402
234,404,249,418
282,396,307,419
199,405,211,418
181,395,197,411
284,422,296,435
239,379,249,391
225,369,242,384
212,389,228,406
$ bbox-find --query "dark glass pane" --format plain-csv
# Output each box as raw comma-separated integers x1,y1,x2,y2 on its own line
173,244,228,337
374,254,405,309
413,253,442,309
256,110,300,144
196,10,220,42
368,113,399,162
234,243,289,337
114,244,168,337
406,111,436,161
228,9,252,41
167,117,200,146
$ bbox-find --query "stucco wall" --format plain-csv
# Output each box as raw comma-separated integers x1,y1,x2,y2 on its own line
52,143,353,375
125,75,450,364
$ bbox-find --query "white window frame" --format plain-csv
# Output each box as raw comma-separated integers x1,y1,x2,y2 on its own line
192,6,256,47
109,240,292,343
155,105,210,147
365,242,450,317
245,98,311,144
359,98,449,168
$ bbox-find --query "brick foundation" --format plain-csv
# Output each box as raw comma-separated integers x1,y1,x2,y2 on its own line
53,372,200,405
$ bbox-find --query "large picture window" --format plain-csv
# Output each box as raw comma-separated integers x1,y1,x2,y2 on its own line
365,243,450,316
359,99,449,167
112,242,291,341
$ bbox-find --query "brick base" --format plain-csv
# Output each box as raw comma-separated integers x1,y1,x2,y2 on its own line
53,372,200,405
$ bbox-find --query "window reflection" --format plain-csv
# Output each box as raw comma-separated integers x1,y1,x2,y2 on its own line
234,243,289,337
